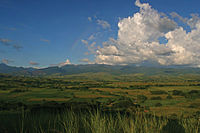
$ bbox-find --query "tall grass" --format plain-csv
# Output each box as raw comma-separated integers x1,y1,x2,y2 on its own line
0,109,199,133
181,117,200,133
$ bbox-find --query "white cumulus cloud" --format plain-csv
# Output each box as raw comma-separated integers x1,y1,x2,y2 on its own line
50,59,72,67
58,59,71,67
95,0,200,67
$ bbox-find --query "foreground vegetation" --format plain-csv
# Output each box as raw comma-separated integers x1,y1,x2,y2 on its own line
0,108,199,133
0,73,200,132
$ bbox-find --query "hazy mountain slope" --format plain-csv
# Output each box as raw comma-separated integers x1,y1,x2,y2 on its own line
1,63,200,77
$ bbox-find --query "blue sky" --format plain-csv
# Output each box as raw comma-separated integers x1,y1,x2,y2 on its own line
1,0,200,67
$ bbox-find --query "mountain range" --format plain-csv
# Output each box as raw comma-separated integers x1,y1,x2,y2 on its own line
1,63,200,77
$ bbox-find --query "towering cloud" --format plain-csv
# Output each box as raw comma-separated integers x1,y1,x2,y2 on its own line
95,0,200,67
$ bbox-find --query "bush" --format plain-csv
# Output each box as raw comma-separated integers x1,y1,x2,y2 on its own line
155,103,162,107
137,95,147,103
112,99,135,108
184,90,200,99
188,103,200,108
129,85,149,90
10,89,29,93
150,90,167,95
151,96,162,100
166,95,173,99
195,111,200,117
144,106,150,110
172,90,184,96
184,93,200,99
188,90,200,94
100,91,112,95
69,86,89,90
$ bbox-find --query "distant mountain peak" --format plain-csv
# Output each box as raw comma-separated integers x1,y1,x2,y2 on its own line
0,63,200,76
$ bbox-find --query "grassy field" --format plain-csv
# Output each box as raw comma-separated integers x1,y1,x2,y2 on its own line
0,109,199,133
0,74,200,132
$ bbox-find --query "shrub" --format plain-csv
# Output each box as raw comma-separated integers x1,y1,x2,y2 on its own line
100,91,112,95
172,90,184,96
10,89,29,93
69,86,89,90
169,113,177,119
112,99,134,108
188,90,200,94
137,95,147,103
195,111,200,117
59,88,64,91
150,90,167,95
155,103,162,107
184,90,200,99
166,95,173,99
151,96,162,100
188,103,200,108
144,106,150,110
129,85,149,90
184,93,200,99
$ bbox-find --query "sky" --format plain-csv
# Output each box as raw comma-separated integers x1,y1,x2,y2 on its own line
1,0,200,68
